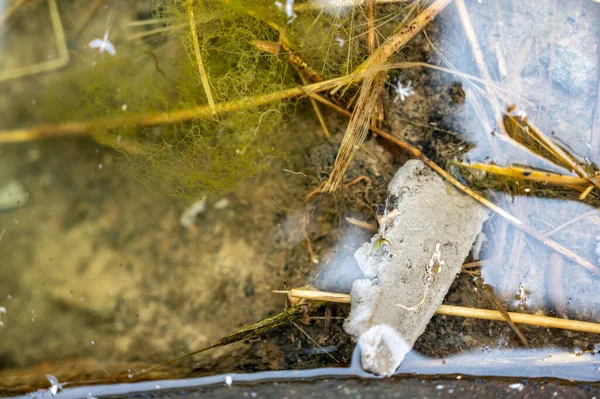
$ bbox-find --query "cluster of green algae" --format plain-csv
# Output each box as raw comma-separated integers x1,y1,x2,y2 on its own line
39,0,415,200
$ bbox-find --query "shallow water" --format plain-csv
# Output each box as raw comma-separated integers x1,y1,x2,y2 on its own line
12,345,600,399
1,0,600,396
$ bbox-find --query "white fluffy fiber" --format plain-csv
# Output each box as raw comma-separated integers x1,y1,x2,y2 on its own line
313,0,362,15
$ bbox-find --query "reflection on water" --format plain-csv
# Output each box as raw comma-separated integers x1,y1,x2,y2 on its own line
1,0,600,395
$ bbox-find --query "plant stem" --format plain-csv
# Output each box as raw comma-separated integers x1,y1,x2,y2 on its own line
186,0,216,114
0,74,355,144
278,288,600,334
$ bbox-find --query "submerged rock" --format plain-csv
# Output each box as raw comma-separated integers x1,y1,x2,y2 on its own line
344,160,489,376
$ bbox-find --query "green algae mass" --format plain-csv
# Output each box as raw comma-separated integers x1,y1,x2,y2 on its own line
40,0,411,199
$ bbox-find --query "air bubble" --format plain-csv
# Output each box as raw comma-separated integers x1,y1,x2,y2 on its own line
424,274,435,285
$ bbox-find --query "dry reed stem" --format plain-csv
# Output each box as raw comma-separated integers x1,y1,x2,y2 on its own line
0,73,356,144
461,268,480,277
508,111,600,190
0,0,70,82
365,0,384,126
323,73,385,191
493,42,508,79
303,90,600,275
285,288,351,304
436,305,600,334
356,0,454,73
366,0,377,54
366,0,384,128
245,9,296,51
478,280,529,346
580,184,595,200
186,0,216,114
345,175,372,188
345,216,378,232
304,189,321,202
454,0,490,82
454,162,589,186
277,288,600,334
